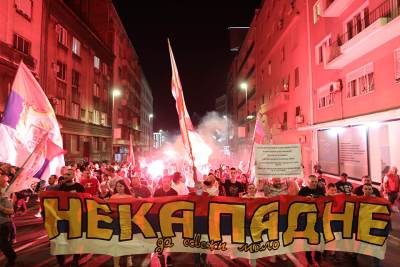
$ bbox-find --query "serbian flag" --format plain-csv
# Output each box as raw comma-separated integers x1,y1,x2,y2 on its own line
167,40,195,165
127,135,135,168
0,62,64,187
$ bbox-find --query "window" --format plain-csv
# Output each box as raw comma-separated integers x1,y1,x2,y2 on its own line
315,36,331,65
268,60,272,75
282,76,289,92
101,112,107,126
56,61,66,81
93,110,100,124
72,70,80,88
56,24,68,47
102,139,107,152
72,37,81,56
15,0,32,20
395,48,400,82
80,108,86,121
318,93,334,109
294,67,300,88
93,137,99,151
94,56,100,69
88,111,93,123
13,33,31,55
281,46,285,62
93,83,100,97
102,63,108,75
295,106,301,116
71,102,80,120
345,6,369,41
55,98,66,116
346,63,374,98
313,0,322,24
71,135,80,152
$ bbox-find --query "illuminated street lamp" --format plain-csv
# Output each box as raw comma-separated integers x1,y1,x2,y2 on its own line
239,82,248,117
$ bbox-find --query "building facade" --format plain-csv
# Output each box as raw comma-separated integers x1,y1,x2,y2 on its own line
227,17,257,155
0,0,153,163
228,0,400,181
40,0,114,163
140,76,153,153
0,0,42,114
308,0,400,183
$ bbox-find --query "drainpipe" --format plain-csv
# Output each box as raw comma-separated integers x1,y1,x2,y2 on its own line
306,0,316,170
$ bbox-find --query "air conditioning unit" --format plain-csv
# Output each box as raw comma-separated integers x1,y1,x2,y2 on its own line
117,118,123,124
273,123,282,129
295,115,304,124
330,79,343,93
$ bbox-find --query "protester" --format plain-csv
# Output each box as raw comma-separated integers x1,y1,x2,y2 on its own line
154,176,178,197
326,183,337,196
153,175,177,267
382,166,399,211
335,173,353,195
202,173,219,196
353,176,381,197
299,175,325,267
97,182,112,199
110,180,134,267
0,174,17,267
55,168,85,267
79,170,99,196
171,172,189,195
222,167,245,197
130,174,151,198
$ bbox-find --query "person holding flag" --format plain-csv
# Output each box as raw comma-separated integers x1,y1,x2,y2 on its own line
0,62,64,194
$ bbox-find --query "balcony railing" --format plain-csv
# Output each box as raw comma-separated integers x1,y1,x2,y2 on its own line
0,41,36,70
327,0,400,63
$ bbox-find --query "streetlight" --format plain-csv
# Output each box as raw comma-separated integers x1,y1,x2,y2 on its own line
240,82,248,118
149,113,154,121
111,89,121,162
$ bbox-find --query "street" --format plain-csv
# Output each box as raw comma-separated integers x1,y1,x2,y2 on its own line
2,203,400,267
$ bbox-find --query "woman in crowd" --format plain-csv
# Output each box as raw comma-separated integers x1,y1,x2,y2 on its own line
110,180,134,267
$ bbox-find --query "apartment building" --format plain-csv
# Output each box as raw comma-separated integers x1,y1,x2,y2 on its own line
0,0,153,163
228,0,400,181
228,17,257,155
308,0,400,183
140,75,153,153
0,0,42,112
39,0,114,163
227,0,313,174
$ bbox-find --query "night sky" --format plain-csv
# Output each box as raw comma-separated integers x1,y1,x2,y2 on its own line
112,1,261,133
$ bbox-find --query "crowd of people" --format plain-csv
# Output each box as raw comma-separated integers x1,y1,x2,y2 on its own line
0,161,399,267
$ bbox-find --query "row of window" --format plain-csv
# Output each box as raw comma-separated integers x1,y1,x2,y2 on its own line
54,98,108,125
56,24,108,74
66,134,107,154
317,62,376,109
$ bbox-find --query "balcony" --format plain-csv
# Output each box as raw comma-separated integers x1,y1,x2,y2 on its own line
326,0,400,69
265,92,290,112
0,41,36,70
322,0,353,17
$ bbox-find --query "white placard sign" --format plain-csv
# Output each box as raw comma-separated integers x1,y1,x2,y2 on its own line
255,144,303,178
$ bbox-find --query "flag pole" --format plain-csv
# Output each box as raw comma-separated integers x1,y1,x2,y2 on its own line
6,131,49,191
167,39,197,183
